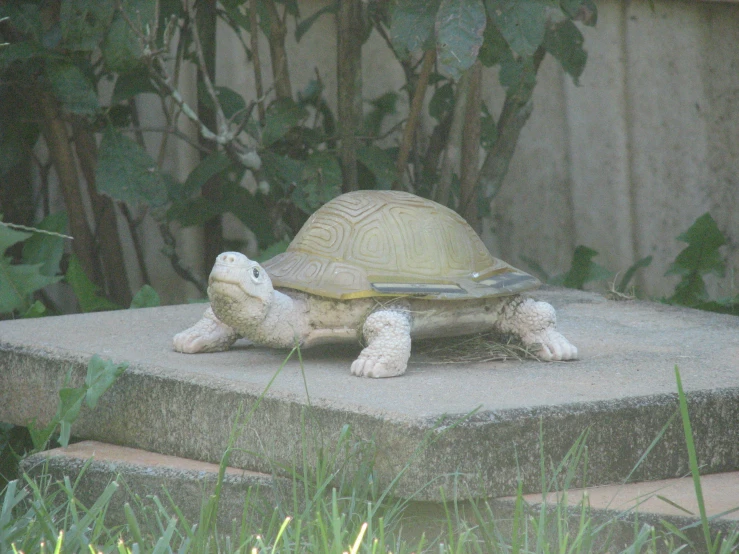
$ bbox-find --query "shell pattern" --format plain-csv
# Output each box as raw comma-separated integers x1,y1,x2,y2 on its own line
263,190,540,300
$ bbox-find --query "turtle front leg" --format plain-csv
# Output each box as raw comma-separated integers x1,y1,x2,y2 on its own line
173,306,242,353
351,308,412,378
496,297,578,361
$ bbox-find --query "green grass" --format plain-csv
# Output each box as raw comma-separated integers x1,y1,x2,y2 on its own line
1,365,738,553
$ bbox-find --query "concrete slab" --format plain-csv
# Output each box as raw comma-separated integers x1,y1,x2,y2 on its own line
20,440,287,531
524,472,739,522
2,288,739,500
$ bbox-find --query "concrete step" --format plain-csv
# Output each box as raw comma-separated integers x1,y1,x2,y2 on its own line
20,440,287,531
2,288,739,501
21,441,739,550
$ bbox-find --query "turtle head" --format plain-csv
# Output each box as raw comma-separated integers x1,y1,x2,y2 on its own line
207,252,274,327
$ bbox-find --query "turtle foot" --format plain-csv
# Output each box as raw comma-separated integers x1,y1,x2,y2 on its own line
499,298,578,362
351,308,411,378
525,328,578,361
173,307,240,353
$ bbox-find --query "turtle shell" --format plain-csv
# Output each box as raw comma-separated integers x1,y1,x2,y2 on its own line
262,190,539,300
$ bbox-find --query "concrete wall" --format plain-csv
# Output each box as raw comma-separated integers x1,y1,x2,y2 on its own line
124,0,739,302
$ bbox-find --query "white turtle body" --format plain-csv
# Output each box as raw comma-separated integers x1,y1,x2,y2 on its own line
173,252,577,378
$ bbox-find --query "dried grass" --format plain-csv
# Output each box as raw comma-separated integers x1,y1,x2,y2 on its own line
413,331,540,364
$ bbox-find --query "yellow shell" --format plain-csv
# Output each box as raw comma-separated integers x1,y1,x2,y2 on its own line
262,190,539,300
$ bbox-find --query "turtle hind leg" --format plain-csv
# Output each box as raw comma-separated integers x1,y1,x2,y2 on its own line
173,306,242,353
351,308,412,378
496,297,578,361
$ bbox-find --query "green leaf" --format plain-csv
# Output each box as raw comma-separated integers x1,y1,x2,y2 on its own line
22,300,47,318
96,126,168,208
390,0,441,58
553,245,612,289
666,213,726,277
224,184,275,247
85,354,128,409
296,2,338,42
0,260,62,313
0,87,41,174
478,20,509,67
196,83,248,121
617,255,652,293
262,98,307,146
255,239,290,263
543,19,587,84
182,151,232,197
0,223,31,254
130,284,161,309
357,145,397,190
261,151,306,193
112,69,158,104
480,102,497,148
486,0,551,57
291,152,342,213
498,49,537,92
60,0,115,51
65,254,120,312
0,41,44,71
428,82,455,121
167,196,222,227
0,224,62,313
56,387,86,447
364,92,398,137
101,1,154,74
665,213,727,308
46,61,99,115
21,212,68,276
27,419,57,451
0,3,43,42
435,0,487,81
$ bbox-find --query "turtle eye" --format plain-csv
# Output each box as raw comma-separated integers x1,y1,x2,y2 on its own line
252,267,260,280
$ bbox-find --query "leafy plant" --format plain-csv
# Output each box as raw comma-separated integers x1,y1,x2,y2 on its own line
0,0,597,310
665,213,739,314
0,219,65,318
27,355,128,450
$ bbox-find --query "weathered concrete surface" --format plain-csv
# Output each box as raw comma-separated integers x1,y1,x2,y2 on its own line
526,472,739,522
20,441,288,531
22,441,738,552
2,289,739,500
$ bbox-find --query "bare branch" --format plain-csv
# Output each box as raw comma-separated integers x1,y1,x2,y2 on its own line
459,61,482,231
394,49,435,190
249,0,266,124
337,0,364,192
435,69,470,206
477,46,546,199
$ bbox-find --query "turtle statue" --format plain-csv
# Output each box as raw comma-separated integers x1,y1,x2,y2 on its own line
173,190,577,378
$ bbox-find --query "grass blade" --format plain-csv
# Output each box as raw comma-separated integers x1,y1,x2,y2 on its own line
674,365,713,552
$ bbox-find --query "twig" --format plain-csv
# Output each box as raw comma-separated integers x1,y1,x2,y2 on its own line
187,1,227,138
394,49,435,190
337,0,364,192
0,221,73,240
458,61,482,230
120,204,152,286
37,89,101,283
434,68,470,206
117,126,210,153
249,0,266,124
158,223,207,296
477,46,546,199
265,0,292,99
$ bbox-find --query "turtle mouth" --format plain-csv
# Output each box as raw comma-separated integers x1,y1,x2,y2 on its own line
207,278,252,305
208,263,250,288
